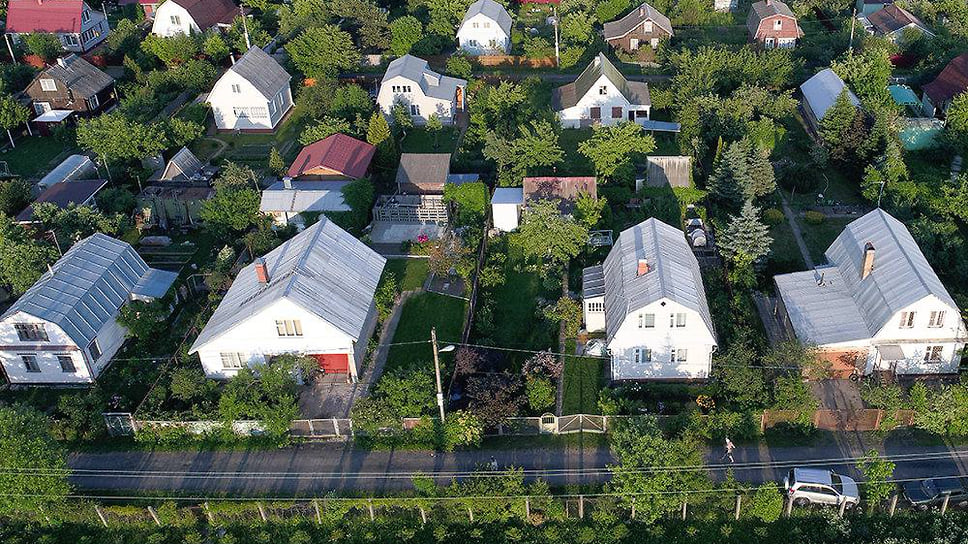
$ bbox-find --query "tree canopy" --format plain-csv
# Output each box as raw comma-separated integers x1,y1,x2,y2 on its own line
578,122,656,180
0,405,72,517
287,25,360,78
517,199,588,268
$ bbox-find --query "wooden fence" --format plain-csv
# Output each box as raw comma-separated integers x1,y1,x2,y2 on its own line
474,55,556,67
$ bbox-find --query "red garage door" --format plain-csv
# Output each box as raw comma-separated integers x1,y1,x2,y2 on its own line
312,353,349,374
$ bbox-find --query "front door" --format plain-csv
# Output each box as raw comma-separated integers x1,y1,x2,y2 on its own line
628,110,635,121
455,87,464,110
312,353,349,374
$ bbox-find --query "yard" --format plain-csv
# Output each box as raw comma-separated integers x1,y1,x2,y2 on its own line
797,216,852,265
384,292,466,375
400,126,461,154
382,258,430,292
767,219,806,276
561,353,604,415
0,135,75,178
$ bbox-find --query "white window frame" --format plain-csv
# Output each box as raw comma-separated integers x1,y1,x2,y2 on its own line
231,84,241,93
21,354,40,373
633,348,652,364
924,345,943,363
57,354,76,373
410,104,420,116
928,310,946,328
638,313,655,329
82,9,91,22
171,15,181,25
643,21,653,32
675,313,687,328
88,94,100,109
275,319,303,337
220,352,246,369
587,302,604,313
89,339,102,361
773,19,782,30
899,311,915,329
671,348,688,363
598,85,608,95
40,79,57,92
15,323,49,342
63,34,80,47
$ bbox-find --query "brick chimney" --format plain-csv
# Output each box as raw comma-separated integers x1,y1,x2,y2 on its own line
637,259,650,276
861,242,875,279
254,258,269,285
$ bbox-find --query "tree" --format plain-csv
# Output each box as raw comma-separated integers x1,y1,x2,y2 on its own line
268,147,286,176
426,232,474,280
857,449,895,509
543,296,582,338
574,192,606,229
718,201,773,265
819,89,866,164
525,375,556,412
945,92,968,151
389,15,423,56
466,373,525,428
217,161,258,189
337,177,375,230
227,15,271,53
711,337,769,409
142,33,201,65
0,215,58,295
366,112,391,147
0,405,71,517
0,179,31,216
106,18,142,57
578,122,656,180
707,140,750,206
76,113,170,174
0,94,29,148
202,32,230,63
219,356,306,438
117,299,170,342
484,120,564,185
287,25,360,78
95,187,137,215
443,181,488,229
23,33,61,61
299,116,352,145
446,53,473,79
518,199,588,268
426,113,443,149
200,186,261,236
32,203,125,243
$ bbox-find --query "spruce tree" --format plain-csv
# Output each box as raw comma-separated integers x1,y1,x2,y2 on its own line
268,147,286,176
718,200,773,264
743,140,776,200
707,140,749,206
819,89,865,163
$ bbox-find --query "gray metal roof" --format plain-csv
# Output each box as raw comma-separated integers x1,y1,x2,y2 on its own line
39,55,113,98
190,217,386,352
582,265,605,298
800,68,860,122
600,218,714,342
460,0,513,36
774,267,872,345
229,46,291,99
603,2,673,40
825,209,959,336
396,153,451,193
1,234,176,348
259,180,351,213
161,147,204,181
552,53,650,110
491,187,523,205
382,55,467,101
39,154,96,188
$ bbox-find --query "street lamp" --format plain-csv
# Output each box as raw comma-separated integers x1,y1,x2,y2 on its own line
431,327,455,422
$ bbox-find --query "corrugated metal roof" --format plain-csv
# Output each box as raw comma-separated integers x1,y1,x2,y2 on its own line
16,179,107,223
6,0,85,33
287,134,375,179
259,180,351,213
491,187,523,205
800,68,860,122
228,46,291,100
774,267,872,345
1,234,175,348
190,217,386,352
825,209,959,336
161,147,204,181
460,0,513,36
552,53,650,110
132,268,180,300
646,156,692,188
582,265,605,298
601,218,714,342
382,55,467,101
38,154,96,188
603,2,673,40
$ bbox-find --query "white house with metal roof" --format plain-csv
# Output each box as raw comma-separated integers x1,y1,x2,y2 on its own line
208,46,294,132
189,217,386,380
456,0,512,55
0,234,177,385
552,53,651,129
582,218,717,381
377,55,467,126
774,209,966,376
800,68,861,132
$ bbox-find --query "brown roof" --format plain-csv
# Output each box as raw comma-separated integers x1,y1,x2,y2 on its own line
603,2,673,40
170,0,238,29
523,177,597,201
552,53,650,110
288,134,376,179
923,54,968,105
867,4,929,35
17,179,107,222
395,153,451,194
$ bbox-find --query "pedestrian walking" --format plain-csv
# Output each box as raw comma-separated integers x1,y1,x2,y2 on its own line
489,456,499,471
721,437,735,463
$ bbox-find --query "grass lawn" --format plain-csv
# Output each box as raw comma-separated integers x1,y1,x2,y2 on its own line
189,138,223,162
775,115,864,209
385,292,466,374
767,220,806,275
797,217,852,265
401,126,460,154
0,136,73,178
382,258,430,292
561,355,604,415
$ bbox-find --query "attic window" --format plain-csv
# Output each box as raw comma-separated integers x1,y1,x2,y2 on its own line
643,21,653,32
599,85,608,95
231,84,241,93
40,79,56,92
773,19,782,30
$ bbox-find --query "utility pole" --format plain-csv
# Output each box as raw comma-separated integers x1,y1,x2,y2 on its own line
241,6,252,50
4,34,16,64
552,7,560,68
430,327,446,422
848,8,857,54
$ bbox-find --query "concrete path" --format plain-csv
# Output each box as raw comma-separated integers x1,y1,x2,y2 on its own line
780,192,815,269
67,440,968,496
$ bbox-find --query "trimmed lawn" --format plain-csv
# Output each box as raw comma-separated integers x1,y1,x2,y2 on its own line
0,136,73,178
767,220,806,276
382,258,430,292
798,217,852,265
385,292,466,374
561,355,604,415
401,127,460,154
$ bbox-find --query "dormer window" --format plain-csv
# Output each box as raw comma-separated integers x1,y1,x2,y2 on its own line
599,85,608,95
40,79,57,92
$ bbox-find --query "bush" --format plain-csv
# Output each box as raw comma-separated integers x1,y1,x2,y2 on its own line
441,410,483,451
762,208,784,225
746,483,784,522
525,376,556,412
802,210,826,225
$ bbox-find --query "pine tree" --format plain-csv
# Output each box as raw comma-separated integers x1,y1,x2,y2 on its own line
707,140,749,206
743,140,776,200
268,147,286,176
718,200,773,264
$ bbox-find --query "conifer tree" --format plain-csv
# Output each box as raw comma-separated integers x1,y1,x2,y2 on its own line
707,140,749,206
718,200,773,264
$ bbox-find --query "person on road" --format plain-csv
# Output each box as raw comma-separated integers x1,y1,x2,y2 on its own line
721,437,735,463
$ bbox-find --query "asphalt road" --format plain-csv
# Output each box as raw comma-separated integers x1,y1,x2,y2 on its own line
67,438,968,498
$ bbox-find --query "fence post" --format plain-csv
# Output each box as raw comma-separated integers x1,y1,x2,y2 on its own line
348,418,355,438
874,409,884,430
578,495,584,519
524,497,530,520
888,494,898,517
784,496,793,518
734,495,742,520
468,506,474,522
313,499,322,525
681,501,687,520
257,502,267,522
307,419,315,436
420,506,427,524
204,502,213,524
147,506,161,526
838,499,846,518
941,493,950,515
368,499,375,521
630,498,635,520
760,412,766,433
94,505,108,527
333,418,340,437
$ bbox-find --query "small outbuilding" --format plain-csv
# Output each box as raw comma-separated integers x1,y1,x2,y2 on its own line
799,68,861,132
491,187,524,232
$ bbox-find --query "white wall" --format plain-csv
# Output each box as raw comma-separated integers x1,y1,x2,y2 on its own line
457,14,510,55
151,1,199,36
606,298,716,380
583,295,606,333
0,312,93,384
869,295,966,374
210,71,293,131
377,75,458,125
557,74,650,129
194,298,359,380
492,202,520,232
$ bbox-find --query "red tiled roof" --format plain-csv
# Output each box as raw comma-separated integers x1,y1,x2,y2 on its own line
170,0,239,29
287,134,376,179
922,53,968,105
6,0,85,34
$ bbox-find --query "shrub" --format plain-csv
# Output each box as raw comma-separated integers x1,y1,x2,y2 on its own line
441,410,483,451
802,210,826,225
763,208,784,225
525,376,556,412
746,483,784,522
446,54,473,79
374,272,398,321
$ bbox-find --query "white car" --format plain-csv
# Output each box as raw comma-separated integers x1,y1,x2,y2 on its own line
784,468,860,508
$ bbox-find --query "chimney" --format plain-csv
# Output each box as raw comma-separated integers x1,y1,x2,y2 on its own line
637,259,650,276
639,6,645,15
282,176,293,190
254,258,269,285
861,242,875,279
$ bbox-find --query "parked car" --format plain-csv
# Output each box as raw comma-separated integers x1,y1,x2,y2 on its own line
784,468,860,508
902,477,968,509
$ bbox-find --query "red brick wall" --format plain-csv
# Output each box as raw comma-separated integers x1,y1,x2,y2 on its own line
753,15,801,42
